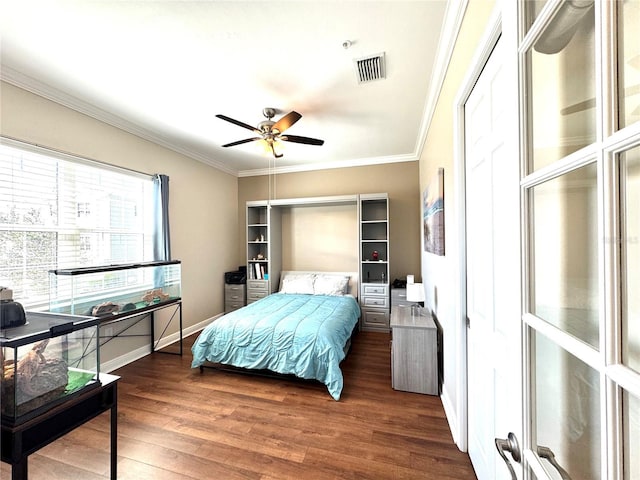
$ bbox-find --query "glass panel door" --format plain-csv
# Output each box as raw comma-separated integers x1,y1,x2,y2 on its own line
619,144,640,480
530,163,599,348
527,1,596,173
621,146,640,373
533,332,601,479
617,0,640,130
623,391,640,479
520,1,640,479
525,159,603,479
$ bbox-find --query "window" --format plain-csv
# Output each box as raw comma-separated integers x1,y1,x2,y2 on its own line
0,140,154,309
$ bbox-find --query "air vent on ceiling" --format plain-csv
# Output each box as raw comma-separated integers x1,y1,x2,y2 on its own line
354,52,386,84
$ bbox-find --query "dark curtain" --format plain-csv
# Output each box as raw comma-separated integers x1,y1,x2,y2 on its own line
152,174,171,261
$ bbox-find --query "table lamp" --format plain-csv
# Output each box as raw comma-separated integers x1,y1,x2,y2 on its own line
406,282,425,316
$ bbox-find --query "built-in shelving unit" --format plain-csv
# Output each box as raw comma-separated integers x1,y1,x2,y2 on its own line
245,194,389,325
359,193,390,331
246,202,281,304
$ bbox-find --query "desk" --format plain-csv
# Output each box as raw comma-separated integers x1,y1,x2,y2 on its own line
1,373,120,480
390,306,438,395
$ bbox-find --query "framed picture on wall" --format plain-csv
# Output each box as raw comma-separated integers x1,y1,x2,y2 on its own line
423,168,445,256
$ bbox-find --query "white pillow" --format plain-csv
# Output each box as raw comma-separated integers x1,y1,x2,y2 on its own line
313,274,350,296
280,273,315,294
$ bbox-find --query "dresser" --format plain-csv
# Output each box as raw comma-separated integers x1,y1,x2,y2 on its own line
360,283,389,330
390,305,438,395
224,283,246,313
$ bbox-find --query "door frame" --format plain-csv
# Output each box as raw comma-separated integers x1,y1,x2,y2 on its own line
451,6,501,452
451,1,520,454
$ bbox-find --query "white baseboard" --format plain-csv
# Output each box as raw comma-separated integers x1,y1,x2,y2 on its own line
441,386,464,451
101,313,223,373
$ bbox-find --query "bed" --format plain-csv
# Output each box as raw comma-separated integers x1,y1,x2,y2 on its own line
191,272,361,400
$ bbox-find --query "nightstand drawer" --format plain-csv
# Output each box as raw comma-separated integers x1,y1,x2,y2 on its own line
363,284,388,296
391,288,406,300
225,300,244,313
247,290,268,303
247,280,268,291
225,292,245,302
362,309,390,329
225,284,245,294
391,288,414,307
364,296,388,308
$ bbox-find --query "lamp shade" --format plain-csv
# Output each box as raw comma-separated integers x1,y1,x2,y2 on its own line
406,283,425,303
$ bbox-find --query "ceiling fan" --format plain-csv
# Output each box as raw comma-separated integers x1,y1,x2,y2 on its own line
216,108,324,158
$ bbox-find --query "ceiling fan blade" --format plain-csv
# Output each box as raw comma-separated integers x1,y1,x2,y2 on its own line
216,114,260,133
281,134,324,146
273,111,302,133
221,137,262,147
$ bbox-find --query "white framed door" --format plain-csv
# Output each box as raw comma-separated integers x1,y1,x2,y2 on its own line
519,1,640,479
457,2,639,479
464,35,523,480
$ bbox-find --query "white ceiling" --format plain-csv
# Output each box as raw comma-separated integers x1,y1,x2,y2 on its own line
0,1,458,176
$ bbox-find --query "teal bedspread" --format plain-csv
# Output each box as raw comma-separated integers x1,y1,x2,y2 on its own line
191,293,360,400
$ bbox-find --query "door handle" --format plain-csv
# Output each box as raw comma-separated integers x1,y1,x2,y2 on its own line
495,432,521,480
538,446,572,480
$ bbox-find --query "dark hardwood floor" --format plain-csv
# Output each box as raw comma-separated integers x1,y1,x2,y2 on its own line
1,331,476,479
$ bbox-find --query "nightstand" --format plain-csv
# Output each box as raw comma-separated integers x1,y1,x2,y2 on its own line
224,283,246,313
390,305,438,395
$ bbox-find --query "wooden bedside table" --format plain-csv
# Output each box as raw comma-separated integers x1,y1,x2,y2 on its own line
390,305,438,395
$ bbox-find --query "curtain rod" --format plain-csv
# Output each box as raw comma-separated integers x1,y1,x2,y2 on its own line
0,134,155,179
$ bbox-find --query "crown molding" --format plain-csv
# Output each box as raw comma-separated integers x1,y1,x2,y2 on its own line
1,66,238,176
238,153,418,177
3,65,422,179
414,0,469,157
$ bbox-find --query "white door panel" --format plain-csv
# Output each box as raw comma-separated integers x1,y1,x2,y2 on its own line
466,38,522,480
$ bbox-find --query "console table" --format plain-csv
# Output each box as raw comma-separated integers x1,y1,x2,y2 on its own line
390,305,438,395
1,373,120,480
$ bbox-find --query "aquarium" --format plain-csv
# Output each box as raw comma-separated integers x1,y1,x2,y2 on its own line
48,260,181,319
1,311,100,425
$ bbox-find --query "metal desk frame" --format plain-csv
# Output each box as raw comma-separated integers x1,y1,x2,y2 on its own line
99,299,183,355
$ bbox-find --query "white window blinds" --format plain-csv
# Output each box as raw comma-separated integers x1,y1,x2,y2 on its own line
0,140,154,309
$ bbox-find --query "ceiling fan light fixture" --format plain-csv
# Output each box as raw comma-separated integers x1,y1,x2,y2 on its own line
258,120,275,133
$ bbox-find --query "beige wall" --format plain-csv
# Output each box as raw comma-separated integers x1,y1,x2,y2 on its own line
0,81,239,364
238,161,422,283
418,0,496,423
281,204,359,273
